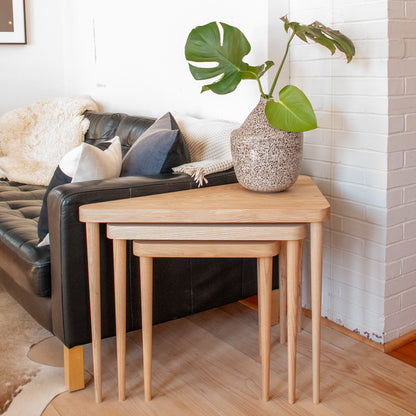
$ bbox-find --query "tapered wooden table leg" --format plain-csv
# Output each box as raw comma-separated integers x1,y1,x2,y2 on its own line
311,222,324,405
287,239,300,405
298,240,303,333
257,256,273,401
279,242,287,345
113,239,127,401
86,222,102,403
140,256,153,402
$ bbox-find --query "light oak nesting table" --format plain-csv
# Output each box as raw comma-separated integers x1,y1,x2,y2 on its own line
79,175,330,405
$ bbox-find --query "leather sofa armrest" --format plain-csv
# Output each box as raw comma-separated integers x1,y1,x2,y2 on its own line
48,170,237,347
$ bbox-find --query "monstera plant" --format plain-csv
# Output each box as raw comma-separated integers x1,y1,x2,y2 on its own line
185,16,355,133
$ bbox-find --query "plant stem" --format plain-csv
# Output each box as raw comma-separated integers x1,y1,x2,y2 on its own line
268,31,295,98
257,77,267,98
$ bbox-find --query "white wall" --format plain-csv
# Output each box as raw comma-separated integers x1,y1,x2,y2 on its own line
384,0,416,342
61,0,278,123
289,0,389,342
0,0,64,114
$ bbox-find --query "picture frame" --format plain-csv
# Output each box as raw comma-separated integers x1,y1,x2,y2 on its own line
0,0,26,44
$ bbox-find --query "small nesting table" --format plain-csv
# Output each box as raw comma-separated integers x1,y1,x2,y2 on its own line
79,176,330,405
133,239,281,402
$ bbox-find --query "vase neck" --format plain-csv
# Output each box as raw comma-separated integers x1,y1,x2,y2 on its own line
239,97,270,131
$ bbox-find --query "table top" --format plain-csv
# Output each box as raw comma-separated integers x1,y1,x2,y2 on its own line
79,175,330,224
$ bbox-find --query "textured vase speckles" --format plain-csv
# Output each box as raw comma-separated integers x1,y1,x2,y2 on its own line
230,97,303,193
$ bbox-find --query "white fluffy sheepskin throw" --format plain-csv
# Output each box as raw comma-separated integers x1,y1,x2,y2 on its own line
0,96,99,185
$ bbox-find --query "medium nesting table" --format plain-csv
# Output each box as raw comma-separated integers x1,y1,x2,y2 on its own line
79,175,330,405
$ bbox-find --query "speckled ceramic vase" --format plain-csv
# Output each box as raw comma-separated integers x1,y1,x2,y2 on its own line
230,97,303,193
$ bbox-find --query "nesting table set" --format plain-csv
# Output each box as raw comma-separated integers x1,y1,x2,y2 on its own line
79,175,330,405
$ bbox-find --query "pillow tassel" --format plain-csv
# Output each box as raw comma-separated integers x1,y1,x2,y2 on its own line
191,167,209,187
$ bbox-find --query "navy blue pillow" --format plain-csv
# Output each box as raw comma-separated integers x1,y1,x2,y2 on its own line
120,112,190,176
37,167,71,245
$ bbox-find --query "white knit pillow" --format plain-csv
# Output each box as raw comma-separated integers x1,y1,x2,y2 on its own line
172,115,239,186
174,115,239,162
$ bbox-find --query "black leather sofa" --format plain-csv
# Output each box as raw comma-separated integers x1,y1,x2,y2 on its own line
0,111,278,391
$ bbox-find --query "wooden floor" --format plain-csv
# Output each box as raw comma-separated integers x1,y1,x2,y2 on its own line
389,340,416,368
43,303,416,416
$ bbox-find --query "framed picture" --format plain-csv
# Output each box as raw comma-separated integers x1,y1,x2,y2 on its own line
0,0,26,44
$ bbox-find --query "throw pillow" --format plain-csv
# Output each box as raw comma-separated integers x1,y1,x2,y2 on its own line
171,114,239,186
37,137,122,246
173,114,239,162
120,112,190,176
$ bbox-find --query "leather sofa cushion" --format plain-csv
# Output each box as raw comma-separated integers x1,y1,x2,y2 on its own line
0,112,154,301
115,115,156,155
84,112,126,142
84,112,156,157
0,180,50,297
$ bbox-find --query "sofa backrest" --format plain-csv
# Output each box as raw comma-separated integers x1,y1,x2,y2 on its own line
84,112,156,157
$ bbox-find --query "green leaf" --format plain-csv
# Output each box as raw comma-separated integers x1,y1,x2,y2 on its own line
250,60,274,79
265,85,317,132
185,22,272,95
314,22,355,62
312,36,336,54
280,16,355,62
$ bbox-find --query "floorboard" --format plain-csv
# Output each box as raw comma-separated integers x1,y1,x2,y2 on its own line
42,303,416,416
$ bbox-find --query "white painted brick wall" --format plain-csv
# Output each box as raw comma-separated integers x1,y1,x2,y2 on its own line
385,0,416,342
287,0,416,344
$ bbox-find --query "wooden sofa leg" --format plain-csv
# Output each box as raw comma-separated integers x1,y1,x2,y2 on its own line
64,345,85,392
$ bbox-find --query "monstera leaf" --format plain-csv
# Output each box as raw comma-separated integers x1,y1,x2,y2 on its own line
185,18,355,132
281,16,355,63
265,85,317,132
185,22,273,95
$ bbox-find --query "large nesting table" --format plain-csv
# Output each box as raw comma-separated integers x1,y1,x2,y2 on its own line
79,175,330,404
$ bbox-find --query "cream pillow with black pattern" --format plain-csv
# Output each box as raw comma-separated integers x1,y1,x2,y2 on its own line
37,137,122,246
